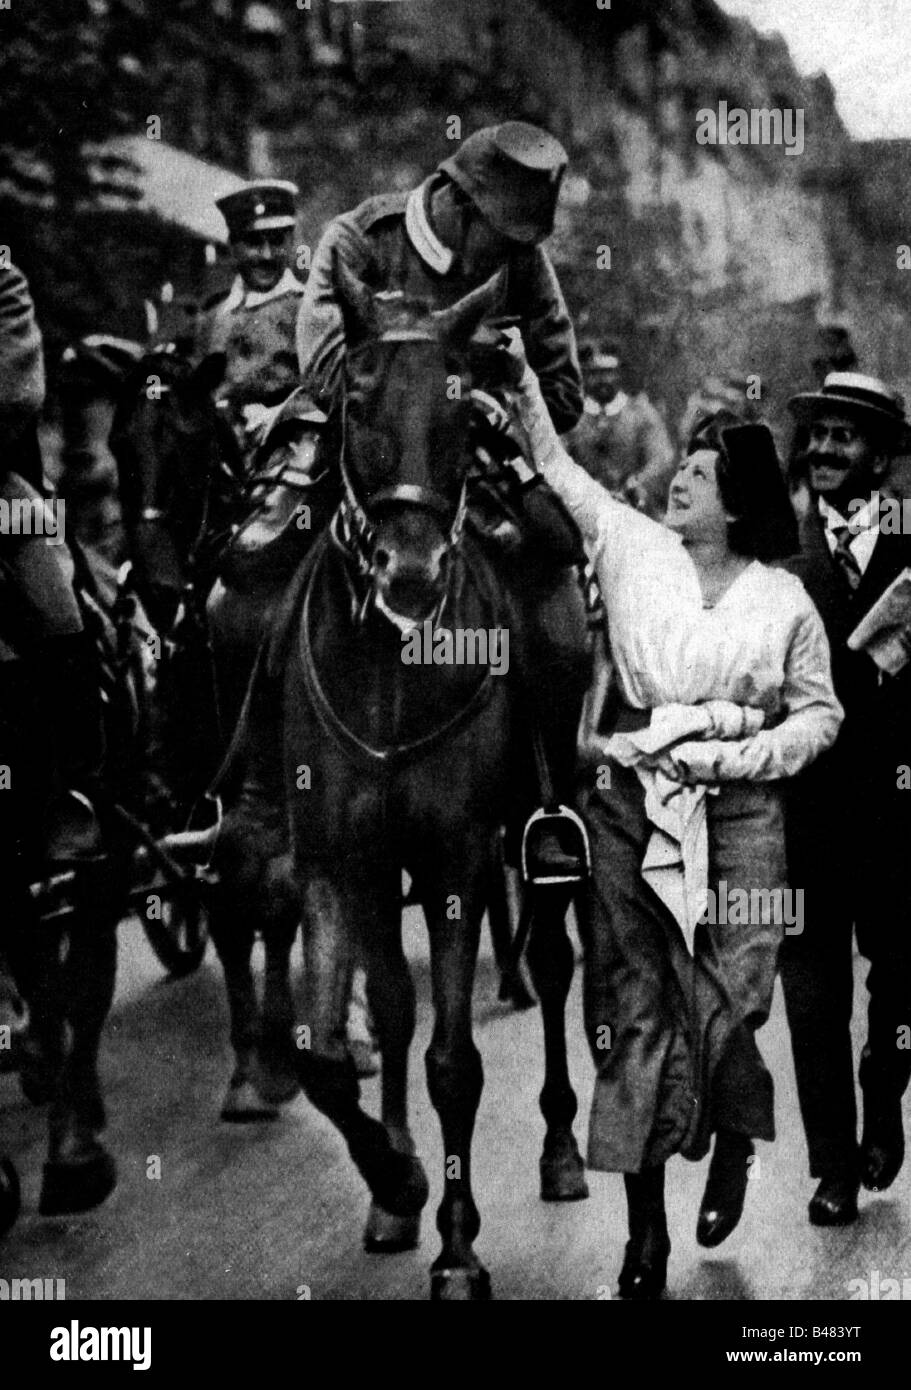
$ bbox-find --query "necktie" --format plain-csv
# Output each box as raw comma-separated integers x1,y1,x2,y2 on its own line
831,523,862,591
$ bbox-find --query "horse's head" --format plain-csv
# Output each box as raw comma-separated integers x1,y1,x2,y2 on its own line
110,348,238,624
336,261,504,625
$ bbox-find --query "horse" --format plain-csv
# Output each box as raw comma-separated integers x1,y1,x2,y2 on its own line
0,465,126,1223
108,347,249,811
109,344,341,1118
244,267,592,1298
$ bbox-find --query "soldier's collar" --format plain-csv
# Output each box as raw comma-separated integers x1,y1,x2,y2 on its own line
225,268,307,312
405,177,454,276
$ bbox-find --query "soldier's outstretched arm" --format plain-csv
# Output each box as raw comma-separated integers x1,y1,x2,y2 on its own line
295,215,369,414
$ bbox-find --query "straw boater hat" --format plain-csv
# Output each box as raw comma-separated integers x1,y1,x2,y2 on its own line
438,122,568,245
788,372,911,452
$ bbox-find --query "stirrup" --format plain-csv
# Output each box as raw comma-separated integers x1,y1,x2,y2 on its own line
520,805,590,887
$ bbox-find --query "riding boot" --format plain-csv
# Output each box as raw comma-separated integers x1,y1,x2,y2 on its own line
619,1165,670,1300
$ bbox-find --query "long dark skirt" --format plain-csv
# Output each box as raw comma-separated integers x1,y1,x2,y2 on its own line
579,762,788,1173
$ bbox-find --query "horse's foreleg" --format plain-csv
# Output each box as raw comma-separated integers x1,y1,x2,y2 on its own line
257,853,301,1105
295,872,429,1234
209,816,277,1121
39,866,118,1216
526,889,589,1202
358,865,423,1251
421,863,489,1301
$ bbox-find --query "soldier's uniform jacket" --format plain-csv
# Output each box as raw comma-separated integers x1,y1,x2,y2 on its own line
295,176,583,433
196,267,308,420
568,390,675,516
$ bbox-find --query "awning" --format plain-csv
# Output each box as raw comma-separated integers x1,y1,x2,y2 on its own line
0,137,245,245
85,135,245,244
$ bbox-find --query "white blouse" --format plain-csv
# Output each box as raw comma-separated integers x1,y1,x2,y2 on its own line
515,368,843,784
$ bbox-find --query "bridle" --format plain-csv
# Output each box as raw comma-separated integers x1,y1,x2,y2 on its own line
300,320,500,766
332,324,471,627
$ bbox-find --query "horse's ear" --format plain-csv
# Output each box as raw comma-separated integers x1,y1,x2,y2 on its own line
431,270,505,344
335,255,377,339
190,351,227,396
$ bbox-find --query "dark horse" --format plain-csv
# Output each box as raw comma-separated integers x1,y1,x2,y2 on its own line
109,348,247,811
109,344,334,1118
259,268,590,1298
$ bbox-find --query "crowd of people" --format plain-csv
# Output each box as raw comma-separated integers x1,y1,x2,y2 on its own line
2,119,910,1300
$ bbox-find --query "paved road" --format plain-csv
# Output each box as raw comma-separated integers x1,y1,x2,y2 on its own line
1,910,908,1301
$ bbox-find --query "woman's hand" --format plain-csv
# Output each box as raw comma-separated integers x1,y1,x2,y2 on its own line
653,742,722,785
495,325,530,389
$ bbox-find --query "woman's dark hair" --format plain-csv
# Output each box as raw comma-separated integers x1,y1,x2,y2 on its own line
687,411,799,561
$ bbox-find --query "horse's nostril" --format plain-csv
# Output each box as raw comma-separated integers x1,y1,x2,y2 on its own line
374,547,391,571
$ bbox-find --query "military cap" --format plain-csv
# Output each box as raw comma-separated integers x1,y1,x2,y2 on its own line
215,180,299,238
0,263,45,414
439,122,568,244
579,337,621,371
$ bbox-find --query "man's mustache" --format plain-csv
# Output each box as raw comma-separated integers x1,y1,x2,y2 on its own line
801,452,851,473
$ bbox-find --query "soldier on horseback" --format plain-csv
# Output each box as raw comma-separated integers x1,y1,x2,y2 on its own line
284,121,593,875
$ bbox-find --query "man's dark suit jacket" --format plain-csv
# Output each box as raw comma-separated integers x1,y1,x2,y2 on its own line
786,505,911,875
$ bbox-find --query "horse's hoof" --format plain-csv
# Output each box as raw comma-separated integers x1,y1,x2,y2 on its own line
364,1202,421,1254
540,1134,590,1202
39,1147,116,1217
497,973,537,1012
0,1157,21,1237
220,1079,280,1123
254,1075,300,1106
252,1061,301,1106
348,1039,381,1079
430,1266,492,1301
363,1150,430,1218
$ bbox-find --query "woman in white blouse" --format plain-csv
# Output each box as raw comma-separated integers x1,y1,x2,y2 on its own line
503,334,842,1300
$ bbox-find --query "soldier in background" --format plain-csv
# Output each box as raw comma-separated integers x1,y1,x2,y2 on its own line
195,179,307,458
568,339,675,519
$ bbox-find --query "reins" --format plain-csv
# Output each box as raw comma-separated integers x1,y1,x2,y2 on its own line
298,537,498,771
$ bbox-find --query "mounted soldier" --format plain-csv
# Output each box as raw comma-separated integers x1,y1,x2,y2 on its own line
284,120,591,874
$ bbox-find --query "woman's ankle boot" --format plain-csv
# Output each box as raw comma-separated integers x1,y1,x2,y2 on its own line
696,1129,754,1248
618,1165,670,1300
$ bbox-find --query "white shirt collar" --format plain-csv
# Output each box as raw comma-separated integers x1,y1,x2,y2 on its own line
584,390,629,419
405,178,454,276
223,268,307,313
818,495,879,576
818,493,879,535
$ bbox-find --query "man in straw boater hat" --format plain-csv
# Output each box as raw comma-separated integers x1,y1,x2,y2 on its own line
781,371,911,1226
